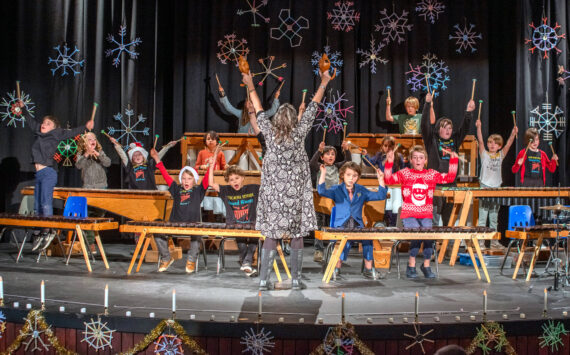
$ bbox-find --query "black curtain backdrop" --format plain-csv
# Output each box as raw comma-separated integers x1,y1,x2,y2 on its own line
0,0,568,212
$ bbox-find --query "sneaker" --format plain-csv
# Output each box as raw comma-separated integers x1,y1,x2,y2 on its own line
363,268,375,279
406,266,418,279
313,250,324,262
241,263,253,273
245,268,258,277
89,244,98,255
186,260,196,274
420,265,436,279
158,258,175,272
41,231,57,250
31,233,46,251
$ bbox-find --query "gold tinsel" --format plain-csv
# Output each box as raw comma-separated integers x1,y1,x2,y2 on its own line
466,321,516,355
118,318,207,355
310,321,374,355
1,309,77,355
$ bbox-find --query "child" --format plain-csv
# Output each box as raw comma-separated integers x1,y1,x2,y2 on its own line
512,128,558,186
386,96,435,134
384,145,458,279
362,136,405,227
76,132,111,189
208,161,260,276
150,148,209,273
195,131,227,171
317,162,387,278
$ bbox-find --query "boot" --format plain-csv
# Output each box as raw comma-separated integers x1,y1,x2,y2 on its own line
291,249,306,290
259,249,277,291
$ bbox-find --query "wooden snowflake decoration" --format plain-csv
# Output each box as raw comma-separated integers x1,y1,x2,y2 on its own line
82,316,115,350
252,56,287,86
20,313,50,352
466,322,516,355
539,320,568,352
404,323,434,354
216,33,249,66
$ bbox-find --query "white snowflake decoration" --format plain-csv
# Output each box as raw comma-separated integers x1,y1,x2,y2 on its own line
237,0,270,27
311,45,343,77
270,9,310,48
105,25,142,67
154,334,183,355
217,33,250,66
0,311,5,338
405,53,450,97
449,22,483,53
327,1,360,32
252,56,287,86
241,327,275,355
374,8,413,44
557,65,570,86
108,107,150,149
48,44,85,76
415,0,445,24
0,90,35,128
314,90,354,134
530,98,566,141
20,315,50,352
357,36,388,74
82,317,115,350
322,326,355,355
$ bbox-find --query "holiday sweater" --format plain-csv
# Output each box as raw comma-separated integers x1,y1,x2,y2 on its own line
384,156,458,220
511,149,556,185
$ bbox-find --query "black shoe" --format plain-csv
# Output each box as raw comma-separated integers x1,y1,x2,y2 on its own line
31,234,46,251
259,249,277,291
291,249,305,290
363,268,375,279
406,266,418,279
292,279,306,290
420,265,436,279
41,231,57,250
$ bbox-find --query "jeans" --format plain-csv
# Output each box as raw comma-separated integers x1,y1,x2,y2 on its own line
402,217,434,259
337,217,373,261
34,167,57,217
238,238,258,265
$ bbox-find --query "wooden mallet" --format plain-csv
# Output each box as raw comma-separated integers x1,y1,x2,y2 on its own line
301,89,308,104
153,134,159,149
521,138,533,163
322,126,327,143
276,79,285,93
100,130,112,139
89,102,98,131
361,154,375,167
441,148,468,163
342,121,348,141
511,110,516,127
548,142,558,166
477,100,483,121
425,76,431,94
386,86,391,99
16,81,21,100
215,73,222,89
470,79,477,101
176,136,187,143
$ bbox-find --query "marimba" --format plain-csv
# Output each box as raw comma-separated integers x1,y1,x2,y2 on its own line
180,133,262,167
316,226,500,283
0,213,118,272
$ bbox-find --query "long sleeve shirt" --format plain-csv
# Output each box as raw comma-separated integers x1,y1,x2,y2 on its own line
219,95,280,133
511,149,556,185
75,150,112,189
309,149,352,187
194,149,227,170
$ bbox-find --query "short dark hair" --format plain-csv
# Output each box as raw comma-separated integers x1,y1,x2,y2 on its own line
43,115,60,128
223,165,245,182
339,161,361,181
321,146,337,156
204,130,219,145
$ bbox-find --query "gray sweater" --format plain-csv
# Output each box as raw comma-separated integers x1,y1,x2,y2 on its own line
75,150,112,189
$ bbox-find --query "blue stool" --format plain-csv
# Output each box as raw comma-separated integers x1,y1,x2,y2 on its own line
500,205,535,274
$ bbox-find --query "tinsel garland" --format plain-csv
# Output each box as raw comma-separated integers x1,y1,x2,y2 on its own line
310,322,374,355
466,321,516,355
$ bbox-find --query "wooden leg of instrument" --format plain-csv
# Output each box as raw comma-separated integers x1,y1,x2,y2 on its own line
94,232,109,269
526,236,543,282
449,191,474,266
228,144,247,165
324,239,348,283
276,244,291,279
273,260,282,283
136,235,153,273
322,242,341,282
75,225,92,273
438,202,459,264
127,229,147,275
512,238,527,280
246,142,262,167
472,236,491,283
466,239,481,280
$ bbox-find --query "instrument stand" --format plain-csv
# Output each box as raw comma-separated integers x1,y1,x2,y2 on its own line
548,210,565,292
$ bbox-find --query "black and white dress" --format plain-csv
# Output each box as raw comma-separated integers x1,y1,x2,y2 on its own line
255,102,318,240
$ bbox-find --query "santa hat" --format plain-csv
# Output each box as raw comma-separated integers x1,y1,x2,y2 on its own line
127,142,148,162
179,166,199,184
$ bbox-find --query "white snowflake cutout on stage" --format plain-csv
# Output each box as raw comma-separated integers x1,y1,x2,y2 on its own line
357,36,388,74
108,107,150,149
406,53,450,97
327,1,360,32
82,317,115,351
449,22,483,54
0,90,34,128
415,0,445,24
237,0,270,27
241,327,275,355
374,8,413,44
105,25,142,67
48,44,85,76
529,96,566,141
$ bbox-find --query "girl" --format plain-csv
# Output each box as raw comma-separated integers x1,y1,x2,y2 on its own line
195,131,227,171
512,128,557,186
76,132,111,189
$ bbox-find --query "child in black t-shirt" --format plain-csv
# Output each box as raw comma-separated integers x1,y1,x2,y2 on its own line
150,148,209,273
208,160,260,276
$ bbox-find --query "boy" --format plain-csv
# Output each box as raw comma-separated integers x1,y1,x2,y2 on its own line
386,96,435,134
512,128,558,186
208,160,260,276
384,146,458,279
317,161,387,278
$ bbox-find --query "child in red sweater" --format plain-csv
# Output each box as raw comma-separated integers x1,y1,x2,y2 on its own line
384,145,458,279
511,128,557,187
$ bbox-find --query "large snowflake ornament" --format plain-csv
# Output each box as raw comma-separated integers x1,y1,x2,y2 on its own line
539,320,568,352
82,317,115,351
357,36,388,74
237,0,270,27
404,323,435,354
105,25,142,67
374,8,413,44
108,107,150,149
526,17,566,59
415,0,445,24
327,1,360,32
0,90,34,128
322,325,355,355
253,56,287,86
557,65,570,86
154,334,183,355
315,90,354,134
217,33,249,66
241,327,275,355
529,98,566,141
449,23,483,54
0,311,5,338
311,46,343,77
270,9,310,48
48,44,85,76
20,314,50,352
406,53,450,97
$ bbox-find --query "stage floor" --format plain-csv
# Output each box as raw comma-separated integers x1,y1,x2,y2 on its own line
0,242,569,327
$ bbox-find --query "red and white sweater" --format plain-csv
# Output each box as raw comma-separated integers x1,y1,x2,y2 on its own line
384,156,458,219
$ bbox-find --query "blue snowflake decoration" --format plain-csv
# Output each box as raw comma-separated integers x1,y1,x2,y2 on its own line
314,90,354,134
270,9,310,48
557,65,570,86
105,25,142,67
241,327,274,355
449,22,483,54
526,17,566,59
327,1,360,32
311,45,343,77
237,0,270,27
0,310,5,338
357,36,388,74
529,98,565,141
374,8,413,45
415,0,445,24
405,53,450,97
107,107,150,149
48,45,85,76
0,90,35,128
154,334,183,355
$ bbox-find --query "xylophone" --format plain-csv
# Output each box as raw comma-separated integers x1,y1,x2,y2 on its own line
316,226,500,283
0,213,118,272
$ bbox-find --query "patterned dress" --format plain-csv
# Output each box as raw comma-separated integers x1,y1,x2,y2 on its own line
256,102,318,239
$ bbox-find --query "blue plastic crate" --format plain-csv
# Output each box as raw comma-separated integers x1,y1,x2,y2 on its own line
458,253,481,267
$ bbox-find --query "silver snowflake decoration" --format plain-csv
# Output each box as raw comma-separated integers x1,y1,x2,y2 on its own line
557,65,570,86
108,107,150,149
270,9,310,48
357,36,388,74
405,53,450,97
154,334,183,355
322,326,355,355
314,90,354,134
327,1,360,32
241,327,275,355
0,311,5,338
526,17,566,59
237,0,270,27
311,45,343,77
539,320,568,352
0,90,35,128
415,0,445,24
530,97,566,141
48,44,85,76
252,56,287,86
217,33,250,66
449,22,483,54
105,25,142,67
82,317,115,350
20,315,50,352
374,8,413,44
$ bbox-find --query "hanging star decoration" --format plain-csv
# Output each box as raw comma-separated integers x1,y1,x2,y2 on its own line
0,89,34,128
557,65,570,86
449,22,483,54
217,33,250,66
54,134,81,167
526,17,566,59
466,322,516,355
108,106,150,150
105,25,142,67
48,44,85,76
310,322,373,355
82,316,115,351
311,45,343,77
0,311,5,339
236,0,270,27
240,327,275,355
154,334,184,355
539,320,568,352
529,95,565,141
327,1,360,32
270,9,310,48
406,53,450,97
404,323,434,354
374,7,413,44
357,36,388,74
314,90,354,134
252,56,287,86
415,0,445,24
